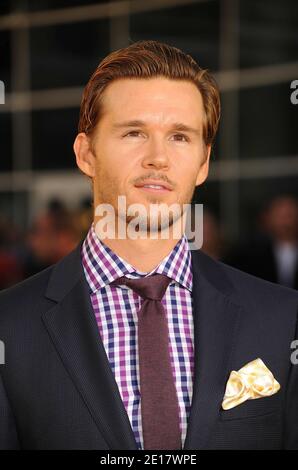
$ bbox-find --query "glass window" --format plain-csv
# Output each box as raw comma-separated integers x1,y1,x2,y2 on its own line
240,0,298,68
0,31,11,93
30,19,110,89
0,0,11,15
0,112,12,171
27,0,107,12
130,1,220,71
239,83,298,159
32,108,78,170
0,191,29,231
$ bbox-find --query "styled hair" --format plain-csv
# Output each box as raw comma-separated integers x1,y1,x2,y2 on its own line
78,40,221,146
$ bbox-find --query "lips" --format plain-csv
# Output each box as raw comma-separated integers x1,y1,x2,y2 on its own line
134,180,173,191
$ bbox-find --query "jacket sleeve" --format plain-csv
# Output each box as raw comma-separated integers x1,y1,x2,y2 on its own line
0,372,20,449
283,308,298,449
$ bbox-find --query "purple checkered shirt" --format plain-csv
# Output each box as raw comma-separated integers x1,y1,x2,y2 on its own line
81,222,194,450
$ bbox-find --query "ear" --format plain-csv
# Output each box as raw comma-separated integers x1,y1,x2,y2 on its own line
73,132,96,178
195,144,211,186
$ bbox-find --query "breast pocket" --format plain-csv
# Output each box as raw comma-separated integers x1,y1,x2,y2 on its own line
219,391,282,421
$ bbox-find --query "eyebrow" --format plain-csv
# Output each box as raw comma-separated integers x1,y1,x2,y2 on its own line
111,120,200,136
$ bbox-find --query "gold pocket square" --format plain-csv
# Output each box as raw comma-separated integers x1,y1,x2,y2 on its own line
222,358,280,410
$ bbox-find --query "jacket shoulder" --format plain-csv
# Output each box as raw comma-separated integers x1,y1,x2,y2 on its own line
217,257,298,318
219,258,298,297
0,265,55,323
193,248,298,315
0,241,84,328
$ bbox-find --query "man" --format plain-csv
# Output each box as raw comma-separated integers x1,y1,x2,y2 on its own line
0,40,298,450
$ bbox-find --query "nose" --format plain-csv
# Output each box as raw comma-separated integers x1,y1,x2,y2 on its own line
141,135,170,170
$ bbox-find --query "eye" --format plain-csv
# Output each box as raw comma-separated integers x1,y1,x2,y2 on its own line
124,130,143,137
172,133,189,142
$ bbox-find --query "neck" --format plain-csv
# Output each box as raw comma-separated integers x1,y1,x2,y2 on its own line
93,215,186,272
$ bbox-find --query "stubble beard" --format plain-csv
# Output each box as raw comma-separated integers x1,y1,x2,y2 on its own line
94,174,197,237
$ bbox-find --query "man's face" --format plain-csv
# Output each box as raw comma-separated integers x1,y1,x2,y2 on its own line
75,77,211,233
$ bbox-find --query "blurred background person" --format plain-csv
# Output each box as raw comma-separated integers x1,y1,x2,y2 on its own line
224,195,298,289
23,199,82,278
200,208,226,261
0,216,23,289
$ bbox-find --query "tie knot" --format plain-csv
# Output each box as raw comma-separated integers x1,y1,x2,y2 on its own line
110,273,172,301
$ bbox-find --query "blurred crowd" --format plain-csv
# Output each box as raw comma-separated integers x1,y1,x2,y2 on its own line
203,194,298,290
0,198,93,290
0,194,297,291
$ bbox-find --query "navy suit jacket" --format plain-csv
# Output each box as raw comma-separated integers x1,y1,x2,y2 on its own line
0,240,298,449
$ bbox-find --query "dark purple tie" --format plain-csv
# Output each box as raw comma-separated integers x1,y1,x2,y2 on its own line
110,273,181,450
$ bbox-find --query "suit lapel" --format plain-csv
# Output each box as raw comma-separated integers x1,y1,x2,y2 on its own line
183,249,243,450
42,243,138,450
42,241,243,450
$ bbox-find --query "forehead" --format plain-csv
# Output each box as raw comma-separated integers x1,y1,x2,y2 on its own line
101,77,205,125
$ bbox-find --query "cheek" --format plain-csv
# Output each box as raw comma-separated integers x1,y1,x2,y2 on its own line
178,165,200,184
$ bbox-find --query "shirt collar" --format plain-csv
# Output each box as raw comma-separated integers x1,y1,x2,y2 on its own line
81,222,192,294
